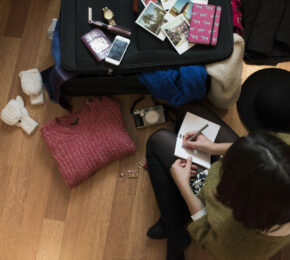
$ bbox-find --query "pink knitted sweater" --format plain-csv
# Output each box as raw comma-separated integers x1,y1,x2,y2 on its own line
41,97,136,187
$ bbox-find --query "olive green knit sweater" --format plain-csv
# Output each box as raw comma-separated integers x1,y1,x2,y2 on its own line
188,133,290,260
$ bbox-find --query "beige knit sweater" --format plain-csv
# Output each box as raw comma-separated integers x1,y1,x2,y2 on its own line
206,33,245,109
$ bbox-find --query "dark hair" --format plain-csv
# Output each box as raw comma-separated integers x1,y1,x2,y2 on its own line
216,131,290,232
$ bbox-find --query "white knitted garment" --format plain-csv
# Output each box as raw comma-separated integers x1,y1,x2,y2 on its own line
206,33,245,109
19,68,45,105
1,96,38,135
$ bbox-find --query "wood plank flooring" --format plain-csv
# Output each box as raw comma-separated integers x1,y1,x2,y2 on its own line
0,0,289,259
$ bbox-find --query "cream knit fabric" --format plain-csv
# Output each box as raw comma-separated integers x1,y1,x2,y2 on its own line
206,33,245,109
1,96,38,135
19,68,44,105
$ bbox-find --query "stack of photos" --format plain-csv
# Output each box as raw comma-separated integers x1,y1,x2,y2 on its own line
162,14,194,54
136,0,209,54
136,2,168,41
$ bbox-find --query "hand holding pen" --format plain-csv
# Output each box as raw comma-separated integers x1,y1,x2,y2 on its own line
187,124,209,141
182,124,233,155
182,124,214,153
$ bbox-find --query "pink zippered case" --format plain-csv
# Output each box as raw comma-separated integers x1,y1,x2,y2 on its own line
188,4,222,46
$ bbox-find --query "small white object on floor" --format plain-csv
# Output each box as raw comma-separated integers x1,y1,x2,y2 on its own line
1,96,38,135
19,68,45,105
47,18,58,39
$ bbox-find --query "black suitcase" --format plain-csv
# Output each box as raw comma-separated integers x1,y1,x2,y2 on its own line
59,0,233,96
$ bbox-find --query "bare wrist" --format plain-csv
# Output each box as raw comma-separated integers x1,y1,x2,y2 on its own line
210,143,220,154
206,143,216,154
179,183,192,196
211,143,232,155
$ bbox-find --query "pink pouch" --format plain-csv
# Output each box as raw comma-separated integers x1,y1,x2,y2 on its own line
188,4,222,46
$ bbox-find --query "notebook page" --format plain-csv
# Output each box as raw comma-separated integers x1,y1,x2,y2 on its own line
174,112,220,169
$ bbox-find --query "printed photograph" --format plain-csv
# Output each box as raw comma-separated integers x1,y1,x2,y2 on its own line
166,0,193,23
161,0,177,10
136,2,168,40
162,14,194,54
142,0,163,8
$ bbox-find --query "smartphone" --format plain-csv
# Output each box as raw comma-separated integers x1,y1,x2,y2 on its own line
105,35,130,66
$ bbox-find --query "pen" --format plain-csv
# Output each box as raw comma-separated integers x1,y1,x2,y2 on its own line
88,7,131,37
187,124,209,142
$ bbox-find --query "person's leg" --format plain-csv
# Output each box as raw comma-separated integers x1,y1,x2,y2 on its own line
146,129,191,259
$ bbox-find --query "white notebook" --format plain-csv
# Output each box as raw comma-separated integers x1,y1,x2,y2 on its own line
174,112,221,169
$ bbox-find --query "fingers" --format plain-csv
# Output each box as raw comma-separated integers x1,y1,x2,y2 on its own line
185,157,192,170
183,137,202,149
191,164,198,169
180,162,198,169
171,159,182,170
173,159,181,166
175,165,196,175
172,158,197,176
188,157,197,176
184,131,198,140
183,132,198,146
183,141,197,149
190,170,197,177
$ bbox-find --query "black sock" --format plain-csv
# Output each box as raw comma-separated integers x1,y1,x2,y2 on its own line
147,218,167,239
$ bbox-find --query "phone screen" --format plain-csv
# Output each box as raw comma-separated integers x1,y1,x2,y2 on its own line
107,38,129,61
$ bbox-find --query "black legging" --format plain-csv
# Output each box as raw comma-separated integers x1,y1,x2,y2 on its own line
146,103,239,245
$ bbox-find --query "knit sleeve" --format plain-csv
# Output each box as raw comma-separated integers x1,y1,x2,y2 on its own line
187,215,211,248
188,161,221,247
197,182,206,203
197,160,222,203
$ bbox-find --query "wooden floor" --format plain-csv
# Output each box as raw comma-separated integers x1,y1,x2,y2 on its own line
0,0,289,259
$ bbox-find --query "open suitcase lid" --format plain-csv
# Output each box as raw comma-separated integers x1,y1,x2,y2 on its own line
60,0,233,76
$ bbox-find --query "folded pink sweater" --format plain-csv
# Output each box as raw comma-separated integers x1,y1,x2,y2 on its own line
41,97,136,187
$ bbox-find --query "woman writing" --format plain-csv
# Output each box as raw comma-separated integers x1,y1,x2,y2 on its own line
146,127,290,260
145,69,290,260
